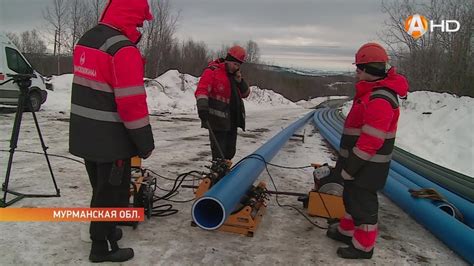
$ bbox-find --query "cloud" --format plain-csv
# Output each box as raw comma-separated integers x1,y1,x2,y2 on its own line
0,0,392,70
0,0,48,33
171,0,390,70
258,37,340,47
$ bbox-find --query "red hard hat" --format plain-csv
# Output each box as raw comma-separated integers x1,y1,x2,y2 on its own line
227,45,246,63
355,43,388,64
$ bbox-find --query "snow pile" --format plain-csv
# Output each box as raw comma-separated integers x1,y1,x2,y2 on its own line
146,70,297,113
43,70,298,114
245,86,297,111
146,70,199,114
43,74,74,112
342,91,474,176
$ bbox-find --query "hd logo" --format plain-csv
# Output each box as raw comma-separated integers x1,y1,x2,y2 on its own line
404,14,460,39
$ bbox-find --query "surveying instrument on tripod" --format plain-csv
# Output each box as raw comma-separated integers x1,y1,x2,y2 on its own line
0,73,60,207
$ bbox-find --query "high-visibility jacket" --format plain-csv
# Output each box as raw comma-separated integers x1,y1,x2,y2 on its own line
335,67,409,190
69,1,154,162
195,59,250,131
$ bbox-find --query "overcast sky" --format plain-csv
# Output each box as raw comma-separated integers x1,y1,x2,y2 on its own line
0,0,392,71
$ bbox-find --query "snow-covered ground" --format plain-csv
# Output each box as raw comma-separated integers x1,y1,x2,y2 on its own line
342,91,474,176
0,70,470,264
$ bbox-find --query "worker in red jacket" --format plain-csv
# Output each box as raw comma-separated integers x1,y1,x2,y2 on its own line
195,46,250,163
326,43,409,259
69,0,154,262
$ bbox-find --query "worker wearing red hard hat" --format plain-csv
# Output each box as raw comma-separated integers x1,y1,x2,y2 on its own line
195,45,250,163
326,42,409,259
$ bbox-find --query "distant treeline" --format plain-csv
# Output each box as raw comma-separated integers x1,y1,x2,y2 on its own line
241,63,354,101
24,54,73,76
23,52,355,101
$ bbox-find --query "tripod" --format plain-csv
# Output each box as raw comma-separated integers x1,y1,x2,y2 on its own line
0,74,60,207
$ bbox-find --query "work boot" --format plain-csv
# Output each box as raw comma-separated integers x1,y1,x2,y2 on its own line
326,223,352,246
89,240,134,263
337,244,373,259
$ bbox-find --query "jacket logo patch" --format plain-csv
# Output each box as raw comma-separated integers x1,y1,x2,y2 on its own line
80,52,86,66
74,65,97,77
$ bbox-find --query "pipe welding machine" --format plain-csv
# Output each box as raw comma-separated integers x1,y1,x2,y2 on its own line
261,163,345,220
128,156,156,226
184,158,269,237
186,161,346,236
301,163,345,219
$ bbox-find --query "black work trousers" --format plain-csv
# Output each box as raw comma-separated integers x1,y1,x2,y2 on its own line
342,181,379,226
85,159,131,241
209,129,238,160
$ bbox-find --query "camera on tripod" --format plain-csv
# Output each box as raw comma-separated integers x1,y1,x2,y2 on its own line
0,73,37,102
3,73,36,93
1,72,60,208
0,73,40,117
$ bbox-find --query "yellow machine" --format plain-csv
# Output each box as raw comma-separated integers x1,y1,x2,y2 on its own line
130,156,145,195
189,159,269,237
129,156,156,221
131,156,142,168
194,178,268,237
189,161,346,236
304,163,345,219
307,191,345,218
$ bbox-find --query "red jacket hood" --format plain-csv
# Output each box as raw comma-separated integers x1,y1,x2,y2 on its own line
355,67,409,98
100,0,153,43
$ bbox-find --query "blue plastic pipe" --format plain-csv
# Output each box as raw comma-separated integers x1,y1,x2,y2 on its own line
383,176,474,264
389,169,465,220
313,109,340,148
192,111,315,230
313,109,474,263
390,160,474,227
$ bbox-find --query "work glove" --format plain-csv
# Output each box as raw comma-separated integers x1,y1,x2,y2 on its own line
234,70,242,83
198,109,209,123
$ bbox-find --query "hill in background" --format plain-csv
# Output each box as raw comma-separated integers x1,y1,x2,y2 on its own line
242,63,354,101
